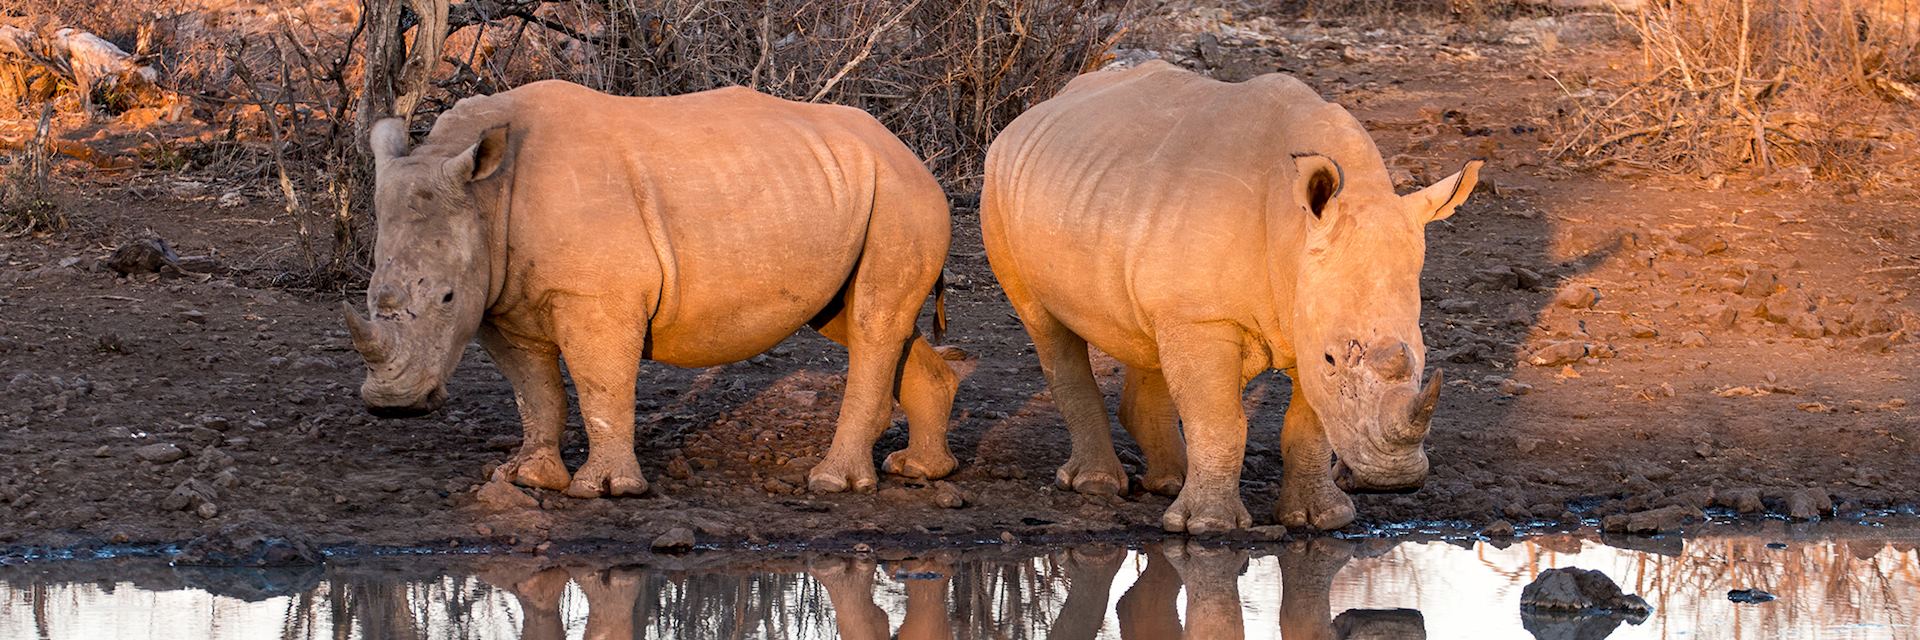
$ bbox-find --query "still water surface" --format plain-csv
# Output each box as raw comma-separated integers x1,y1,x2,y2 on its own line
2,524,1916,639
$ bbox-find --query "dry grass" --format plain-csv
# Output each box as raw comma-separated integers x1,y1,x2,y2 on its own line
1550,0,1920,183
1,105,65,236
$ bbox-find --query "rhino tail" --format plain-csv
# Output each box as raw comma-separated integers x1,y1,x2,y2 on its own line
930,270,948,345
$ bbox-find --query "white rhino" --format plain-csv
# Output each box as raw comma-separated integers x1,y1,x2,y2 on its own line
982,61,1480,533
343,80,958,498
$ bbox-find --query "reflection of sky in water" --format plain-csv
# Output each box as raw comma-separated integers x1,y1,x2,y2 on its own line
1,533,1915,639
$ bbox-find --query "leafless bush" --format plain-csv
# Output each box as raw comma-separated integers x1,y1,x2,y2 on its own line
2,104,65,235
1550,0,1920,182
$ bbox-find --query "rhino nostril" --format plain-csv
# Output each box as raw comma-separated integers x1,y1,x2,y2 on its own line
1324,352,1336,366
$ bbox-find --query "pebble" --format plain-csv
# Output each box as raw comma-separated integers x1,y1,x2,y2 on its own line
1480,519,1516,538
652,527,695,552
1520,567,1650,614
474,479,538,512
1785,488,1831,521
1527,341,1588,367
932,481,969,509
666,456,695,480
1728,588,1777,604
135,443,187,464
1553,285,1600,309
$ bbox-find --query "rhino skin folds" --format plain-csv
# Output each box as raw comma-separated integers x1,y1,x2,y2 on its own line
982,61,1480,533
346,80,959,499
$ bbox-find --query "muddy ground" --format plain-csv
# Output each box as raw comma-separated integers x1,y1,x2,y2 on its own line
2,9,1918,554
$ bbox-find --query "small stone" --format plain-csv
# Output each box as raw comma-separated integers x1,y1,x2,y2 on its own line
195,502,219,519
1000,531,1018,544
92,445,112,457
1527,341,1588,367
1785,488,1831,521
179,310,208,324
1480,519,1516,538
666,456,694,480
1515,437,1541,454
1678,331,1709,347
198,415,231,431
136,443,187,464
785,390,819,407
217,191,249,209
1603,505,1699,534
474,479,538,512
1553,285,1600,309
1701,304,1738,330
932,481,968,509
1500,379,1534,396
1521,567,1651,615
1513,267,1544,290
652,527,695,552
1728,588,1777,604
1628,323,1658,338
1436,298,1481,314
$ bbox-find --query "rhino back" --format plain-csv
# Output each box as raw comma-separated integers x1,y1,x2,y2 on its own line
985,64,1380,364
484,82,937,365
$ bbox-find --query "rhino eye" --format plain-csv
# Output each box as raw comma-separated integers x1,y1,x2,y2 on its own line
441,291,455,304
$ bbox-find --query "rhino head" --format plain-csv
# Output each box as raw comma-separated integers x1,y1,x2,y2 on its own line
1287,154,1481,493
344,118,512,418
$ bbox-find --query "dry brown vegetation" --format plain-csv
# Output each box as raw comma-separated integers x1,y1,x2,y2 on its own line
1550,0,1920,185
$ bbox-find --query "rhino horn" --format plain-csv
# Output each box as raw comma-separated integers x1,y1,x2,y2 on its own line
342,301,389,363
1401,369,1443,442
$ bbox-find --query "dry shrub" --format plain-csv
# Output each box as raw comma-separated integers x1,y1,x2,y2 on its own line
2,105,65,235
425,0,1128,189
1551,0,1920,182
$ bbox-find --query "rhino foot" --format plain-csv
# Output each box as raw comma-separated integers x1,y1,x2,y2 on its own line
1141,471,1185,496
883,447,958,480
1056,454,1129,496
807,455,878,493
496,447,571,491
1163,539,1251,584
1276,477,1355,531
1162,489,1253,535
564,454,649,498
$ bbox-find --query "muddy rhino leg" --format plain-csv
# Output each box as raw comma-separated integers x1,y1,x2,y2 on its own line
1120,366,1187,496
812,311,958,481
1157,324,1254,533
809,283,934,493
1276,378,1355,531
1023,311,1129,495
553,304,648,498
479,326,571,491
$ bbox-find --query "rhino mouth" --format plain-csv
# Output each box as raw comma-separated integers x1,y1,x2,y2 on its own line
364,385,447,419
1332,454,1426,494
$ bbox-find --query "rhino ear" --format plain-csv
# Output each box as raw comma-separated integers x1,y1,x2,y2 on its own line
1292,154,1343,220
1407,159,1484,223
370,118,410,163
446,125,512,183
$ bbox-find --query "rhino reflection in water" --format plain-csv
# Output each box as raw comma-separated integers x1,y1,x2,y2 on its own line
982,60,1481,533
342,79,958,498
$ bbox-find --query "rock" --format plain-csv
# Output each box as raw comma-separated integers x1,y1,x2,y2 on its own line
162,479,220,512
290,356,338,372
666,456,694,480
1713,488,1766,514
195,502,220,519
474,479,538,512
1786,312,1825,338
1628,323,1658,338
106,238,181,275
1728,588,1777,603
1471,265,1521,290
1740,268,1779,297
932,481,968,509
217,191,249,208
199,415,231,431
1761,294,1806,323
179,309,207,324
785,390,819,407
1515,436,1542,454
1480,519,1516,538
1435,298,1481,314
136,442,187,464
1520,567,1652,615
1678,331,1709,347
174,525,322,567
652,527,696,552
1527,341,1588,367
1785,488,1831,521
1675,227,1728,254
1700,304,1738,330
1513,266,1545,290
1553,285,1600,309
1601,505,1700,534
1499,379,1534,396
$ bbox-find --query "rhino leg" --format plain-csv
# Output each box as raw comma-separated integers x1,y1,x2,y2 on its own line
1164,541,1250,640
553,306,649,499
809,286,934,493
894,558,955,640
1120,366,1187,496
1050,546,1126,640
567,566,643,640
1158,325,1254,534
813,312,958,481
1117,546,1184,640
1014,308,1128,496
479,326,571,491
1278,538,1353,639
1276,381,1357,530
809,557,891,640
